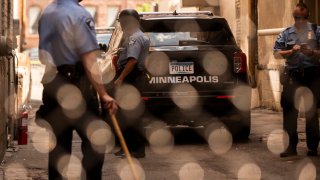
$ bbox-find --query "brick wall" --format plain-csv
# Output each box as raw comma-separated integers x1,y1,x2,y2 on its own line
0,0,4,163
0,0,14,162
23,0,153,49
0,59,7,165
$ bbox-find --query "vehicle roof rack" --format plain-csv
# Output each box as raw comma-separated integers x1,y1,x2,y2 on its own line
139,11,214,17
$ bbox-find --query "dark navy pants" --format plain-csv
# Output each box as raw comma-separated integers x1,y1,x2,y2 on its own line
281,67,320,151
111,67,145,154
36,73,105,180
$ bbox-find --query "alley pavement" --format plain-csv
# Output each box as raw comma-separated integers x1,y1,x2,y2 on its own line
1,105,319,180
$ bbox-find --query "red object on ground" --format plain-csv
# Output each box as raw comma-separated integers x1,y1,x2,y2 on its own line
18,111,28,145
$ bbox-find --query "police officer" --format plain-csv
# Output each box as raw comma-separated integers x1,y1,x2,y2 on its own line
113,9,150,158
274,2,320,157
36,0,117,179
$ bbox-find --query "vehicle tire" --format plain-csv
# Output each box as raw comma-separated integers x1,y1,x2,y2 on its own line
222,110,251,141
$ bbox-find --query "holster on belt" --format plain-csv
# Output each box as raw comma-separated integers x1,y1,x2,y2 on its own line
58,63,100,114
57,63,85,83
38,62,100,118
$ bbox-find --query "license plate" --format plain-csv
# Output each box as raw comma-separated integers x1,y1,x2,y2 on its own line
169,62,194,75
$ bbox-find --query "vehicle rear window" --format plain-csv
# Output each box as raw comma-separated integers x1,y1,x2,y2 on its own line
141,18,236,47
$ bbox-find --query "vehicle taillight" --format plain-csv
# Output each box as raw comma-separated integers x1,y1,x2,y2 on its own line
234,51,247,73
216,95,235,99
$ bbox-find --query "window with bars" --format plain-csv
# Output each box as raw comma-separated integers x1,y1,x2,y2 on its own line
107,6,120,27
84,6,98,22
28,6,41,35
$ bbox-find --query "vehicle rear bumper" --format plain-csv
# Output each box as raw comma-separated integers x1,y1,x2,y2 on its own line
142,95,250,126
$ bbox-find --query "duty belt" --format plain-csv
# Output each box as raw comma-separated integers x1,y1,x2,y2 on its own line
57,64,84,83
287,66,320,77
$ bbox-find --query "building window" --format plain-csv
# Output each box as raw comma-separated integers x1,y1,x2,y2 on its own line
107,6,120,27
28,6,41,34
84,6,97,22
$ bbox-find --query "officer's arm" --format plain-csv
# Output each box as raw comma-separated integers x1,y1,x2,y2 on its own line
116,58,138,83
114,36,141,85
311,49,320,58
82,51,118,113
310,27,320,58
274,49,296,59
308,30,320,58
273,31,299,59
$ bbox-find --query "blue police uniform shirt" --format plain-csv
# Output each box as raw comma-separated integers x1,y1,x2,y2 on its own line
117,29,150,71
274,23,320,69
38,0,99,67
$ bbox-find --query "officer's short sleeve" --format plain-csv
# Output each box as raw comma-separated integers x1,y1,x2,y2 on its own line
316,27,320,49
74,16,99,55
127,36,142,60
274,31,286,52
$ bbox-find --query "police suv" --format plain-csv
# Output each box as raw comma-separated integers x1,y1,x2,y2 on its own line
100,11,251,140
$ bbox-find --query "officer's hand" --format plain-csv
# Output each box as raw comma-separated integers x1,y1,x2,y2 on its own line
101,95,118,114
292,45,301,53
114,78,123,87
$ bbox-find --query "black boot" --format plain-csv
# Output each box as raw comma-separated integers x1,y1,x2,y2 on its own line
307,149,318,156
131,151,145,158
280,148,297,158
114,149,125,158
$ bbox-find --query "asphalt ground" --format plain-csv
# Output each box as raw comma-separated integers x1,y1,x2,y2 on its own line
0,105,319,180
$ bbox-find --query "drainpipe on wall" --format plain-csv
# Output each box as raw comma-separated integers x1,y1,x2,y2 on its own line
19,0,25,52
257,28,284,36
248,0,258,88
